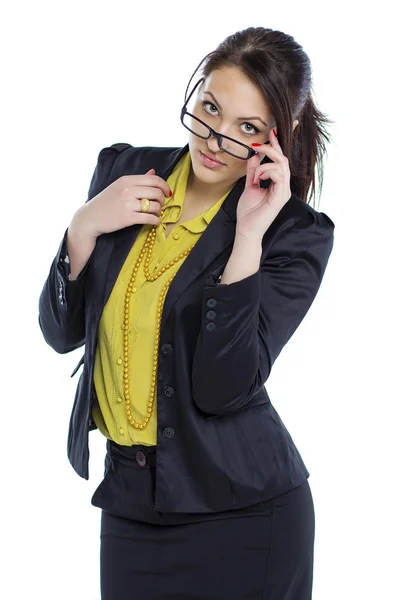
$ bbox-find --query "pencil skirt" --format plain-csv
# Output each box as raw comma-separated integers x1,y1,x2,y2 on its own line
91,440,315,600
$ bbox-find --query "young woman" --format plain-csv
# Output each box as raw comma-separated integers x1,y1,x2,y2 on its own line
39,26,335,600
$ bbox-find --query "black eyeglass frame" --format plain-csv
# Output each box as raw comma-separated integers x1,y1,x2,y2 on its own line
180,77,273,161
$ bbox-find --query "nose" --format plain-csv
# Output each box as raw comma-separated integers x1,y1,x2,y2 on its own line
206,134,222,155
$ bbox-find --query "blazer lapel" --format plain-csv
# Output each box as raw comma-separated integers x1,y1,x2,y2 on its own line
97,143,245,333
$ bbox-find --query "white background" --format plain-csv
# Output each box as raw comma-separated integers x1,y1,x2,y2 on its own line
1,1,399,598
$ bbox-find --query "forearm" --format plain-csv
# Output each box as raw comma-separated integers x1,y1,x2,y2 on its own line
219,232,263,285
191,233,265,416
67,212,97,281
191,212,335,417
38,221,96,354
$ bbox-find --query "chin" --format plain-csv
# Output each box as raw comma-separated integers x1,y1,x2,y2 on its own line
191,148,226,178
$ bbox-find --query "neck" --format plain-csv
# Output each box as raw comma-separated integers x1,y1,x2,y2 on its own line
186,166,233,203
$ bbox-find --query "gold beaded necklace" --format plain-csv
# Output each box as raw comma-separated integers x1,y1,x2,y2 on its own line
122,203,197,430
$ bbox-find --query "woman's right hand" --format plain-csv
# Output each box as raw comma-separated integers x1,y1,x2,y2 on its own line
70,168,172,238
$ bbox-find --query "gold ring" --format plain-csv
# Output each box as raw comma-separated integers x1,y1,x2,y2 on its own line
140,198,150,213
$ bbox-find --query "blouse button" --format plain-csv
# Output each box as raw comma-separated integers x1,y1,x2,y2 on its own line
117,358,122,365
119,427,124,435
117,397,123,403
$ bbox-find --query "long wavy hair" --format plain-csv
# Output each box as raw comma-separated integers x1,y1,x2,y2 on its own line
185,27,335,209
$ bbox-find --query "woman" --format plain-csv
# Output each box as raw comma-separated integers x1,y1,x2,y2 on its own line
38,26,335,600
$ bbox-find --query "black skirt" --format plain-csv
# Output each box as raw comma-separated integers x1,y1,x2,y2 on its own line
91,440,315,599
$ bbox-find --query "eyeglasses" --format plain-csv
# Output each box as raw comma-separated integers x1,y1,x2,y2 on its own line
180,77,271,160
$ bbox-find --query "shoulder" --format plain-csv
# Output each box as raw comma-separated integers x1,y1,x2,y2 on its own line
284,193,335,232
271,192,335,245
261,193,335,267
92,142,184,187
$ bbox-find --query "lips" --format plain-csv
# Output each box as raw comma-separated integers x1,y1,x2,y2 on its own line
200,150,224,169
200,151,224,166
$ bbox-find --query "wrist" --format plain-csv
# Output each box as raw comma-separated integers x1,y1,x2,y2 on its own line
234,229,263,249
219,232,262,286
69,206,98,241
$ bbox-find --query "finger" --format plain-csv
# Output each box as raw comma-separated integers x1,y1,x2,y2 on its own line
134,211,162,226
133,185,167,207
127,173,172,198
268,127,283,154
152,174,173,198
148,174,172,198
244,153,261,189
254,170,271,185
258,168,284,184
134,197,163,215
252,163,273,185
251,130,283,159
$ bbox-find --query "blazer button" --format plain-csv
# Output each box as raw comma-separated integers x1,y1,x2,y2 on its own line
161,386,174,398
206,310,216,320
206,298,217,308
206,322,216,331
161,344,173,356
135,451,147,467
162,427,175,439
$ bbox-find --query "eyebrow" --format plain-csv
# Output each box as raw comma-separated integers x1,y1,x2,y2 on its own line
203,91,269,127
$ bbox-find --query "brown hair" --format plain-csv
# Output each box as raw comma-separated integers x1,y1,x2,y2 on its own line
185,27,335,208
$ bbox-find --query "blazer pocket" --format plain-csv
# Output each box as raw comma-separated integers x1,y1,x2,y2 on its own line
205,398,270,420
71,353,85,377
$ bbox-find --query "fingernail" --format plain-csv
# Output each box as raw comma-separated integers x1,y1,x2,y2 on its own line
251,143,262,147
169,190,173,197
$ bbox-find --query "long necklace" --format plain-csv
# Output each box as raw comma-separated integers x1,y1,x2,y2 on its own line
122,206,197,429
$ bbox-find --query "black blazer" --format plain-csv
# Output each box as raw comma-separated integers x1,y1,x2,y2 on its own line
38,142,335,514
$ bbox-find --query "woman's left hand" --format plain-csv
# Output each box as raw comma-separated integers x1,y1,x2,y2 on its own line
235,127,292,239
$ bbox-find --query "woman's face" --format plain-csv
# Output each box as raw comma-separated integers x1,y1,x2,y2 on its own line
187,65,274,190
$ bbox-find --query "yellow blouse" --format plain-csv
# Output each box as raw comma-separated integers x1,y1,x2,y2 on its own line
91,150,233,445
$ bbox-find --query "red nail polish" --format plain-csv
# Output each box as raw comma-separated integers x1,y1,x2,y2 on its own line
169,190,173,197
251,143,262,147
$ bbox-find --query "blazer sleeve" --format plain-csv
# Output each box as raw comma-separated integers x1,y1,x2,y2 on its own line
191,210,335,417
38,145,124,354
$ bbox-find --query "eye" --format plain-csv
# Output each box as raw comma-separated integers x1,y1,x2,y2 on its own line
241,122,261,135
201,100,218,115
